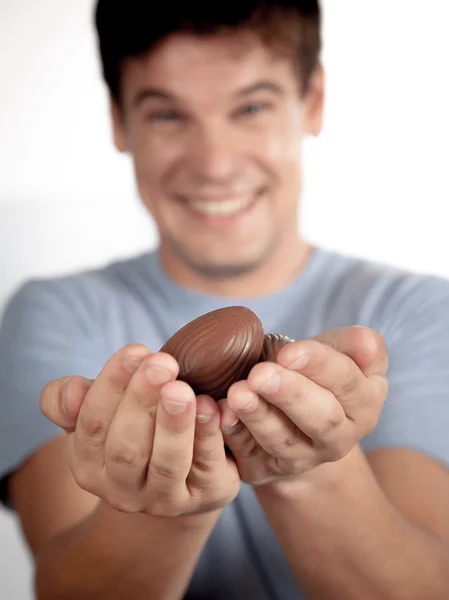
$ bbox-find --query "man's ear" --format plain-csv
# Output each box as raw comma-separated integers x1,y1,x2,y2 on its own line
304,64,325,137
110,99,128,153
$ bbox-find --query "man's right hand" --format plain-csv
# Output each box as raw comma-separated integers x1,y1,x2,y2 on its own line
40,344,240,518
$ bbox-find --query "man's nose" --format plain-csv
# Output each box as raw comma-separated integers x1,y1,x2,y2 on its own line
187,123,241,184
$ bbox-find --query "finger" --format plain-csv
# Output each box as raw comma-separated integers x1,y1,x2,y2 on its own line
217,397,239,432
190,395,240,501
147,380,196,495
189,395,232,488
220,394,264,458
244,364,351,459
104,352,179,491
73,344,151,469
308,327,388,377
225,380,323,479
40,376,93,433
219,397,269,484
276,340,368,418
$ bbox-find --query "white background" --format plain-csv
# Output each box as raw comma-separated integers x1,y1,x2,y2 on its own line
1,1,448,597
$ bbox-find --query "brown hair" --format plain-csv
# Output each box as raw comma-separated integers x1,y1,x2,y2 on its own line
94,1,322,102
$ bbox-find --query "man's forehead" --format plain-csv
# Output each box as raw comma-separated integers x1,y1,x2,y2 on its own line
121,32,294,105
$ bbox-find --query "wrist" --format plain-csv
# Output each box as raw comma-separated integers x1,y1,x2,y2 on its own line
170,508,223,530
254,444,363,502
96,500,222,532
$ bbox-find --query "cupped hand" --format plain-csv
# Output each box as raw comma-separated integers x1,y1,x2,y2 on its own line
40,345,240,517
218,326,389,487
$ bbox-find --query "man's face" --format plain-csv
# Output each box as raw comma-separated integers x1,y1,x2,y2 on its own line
112,31,324,279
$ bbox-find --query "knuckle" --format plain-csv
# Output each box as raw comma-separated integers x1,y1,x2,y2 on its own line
191,458,216,475
269,436,299,458
192,446,220,469
148,461,186,483
78,411,107,439
309,413,342,440
106,441,147,468
339,372,360,397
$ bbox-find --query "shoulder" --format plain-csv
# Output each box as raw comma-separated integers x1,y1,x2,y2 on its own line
316,248,449,337
1,250,154,330
349,257,449,344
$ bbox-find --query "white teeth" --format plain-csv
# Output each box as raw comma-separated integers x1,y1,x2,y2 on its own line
187,197,252,217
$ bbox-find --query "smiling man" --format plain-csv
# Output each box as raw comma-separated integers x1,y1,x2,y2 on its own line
1,2,449,600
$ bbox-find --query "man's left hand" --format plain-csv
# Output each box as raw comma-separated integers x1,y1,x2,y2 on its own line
219,326,389,487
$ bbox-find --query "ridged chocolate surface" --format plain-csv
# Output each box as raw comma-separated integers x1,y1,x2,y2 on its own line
260,333,295,362
160,306,265,401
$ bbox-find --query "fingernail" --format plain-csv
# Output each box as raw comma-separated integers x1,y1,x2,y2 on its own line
222,418,240,432
260,373,281,394
196,413,214,424
288,352,309,371
217,399,239,428
145,365,173,386
240,394,259,413
123,354,145,374
162,395,189,414
61,378,71,412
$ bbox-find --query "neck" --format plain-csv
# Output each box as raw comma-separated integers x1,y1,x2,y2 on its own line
159,235,313,298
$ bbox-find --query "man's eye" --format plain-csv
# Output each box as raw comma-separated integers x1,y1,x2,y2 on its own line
147,110,180,122
238,102,272,117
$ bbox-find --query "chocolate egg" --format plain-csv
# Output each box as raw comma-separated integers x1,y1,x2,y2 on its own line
260,333,295,362
160,306,265,401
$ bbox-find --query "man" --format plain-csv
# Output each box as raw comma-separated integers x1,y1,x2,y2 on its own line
1,1,449,598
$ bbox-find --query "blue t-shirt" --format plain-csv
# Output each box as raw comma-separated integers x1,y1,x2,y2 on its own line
1,246,449,599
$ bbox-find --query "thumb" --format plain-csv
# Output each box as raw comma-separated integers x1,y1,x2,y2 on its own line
40,376,94,433
310,326,388,377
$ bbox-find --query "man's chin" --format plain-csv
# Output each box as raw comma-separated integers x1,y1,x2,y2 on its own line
185,256,265,280
165,234,281,282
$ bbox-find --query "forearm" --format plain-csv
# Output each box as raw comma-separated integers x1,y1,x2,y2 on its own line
36,501,220,600
255,445,449,600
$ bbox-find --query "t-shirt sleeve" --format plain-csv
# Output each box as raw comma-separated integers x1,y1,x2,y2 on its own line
361,273,449,470
0,278,104,508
